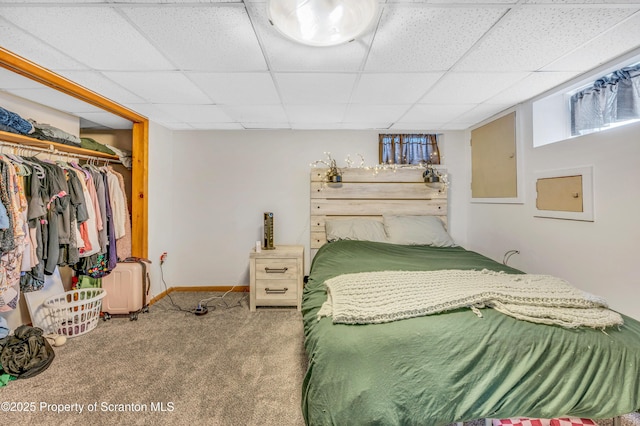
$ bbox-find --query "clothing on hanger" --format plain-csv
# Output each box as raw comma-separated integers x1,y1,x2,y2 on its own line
0,145,131,308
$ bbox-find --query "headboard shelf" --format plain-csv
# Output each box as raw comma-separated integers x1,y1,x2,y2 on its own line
310,168,448,254
311,182,445,199
312,167,434,183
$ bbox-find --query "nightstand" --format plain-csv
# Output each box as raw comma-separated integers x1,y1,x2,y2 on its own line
249,245,304,312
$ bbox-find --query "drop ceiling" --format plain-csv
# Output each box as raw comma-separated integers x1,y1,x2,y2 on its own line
1,0,640,131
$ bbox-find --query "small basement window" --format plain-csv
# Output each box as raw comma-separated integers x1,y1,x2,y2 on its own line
533,54,640,147
379,134,441,165
570,62,640,137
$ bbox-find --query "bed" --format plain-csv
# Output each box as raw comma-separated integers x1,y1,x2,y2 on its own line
302,168,640,425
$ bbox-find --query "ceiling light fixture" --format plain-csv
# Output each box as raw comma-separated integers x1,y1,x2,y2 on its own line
267,0,378,47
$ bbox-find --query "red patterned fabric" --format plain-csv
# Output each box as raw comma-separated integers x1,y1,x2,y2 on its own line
550,419,598,426
493,419,550,426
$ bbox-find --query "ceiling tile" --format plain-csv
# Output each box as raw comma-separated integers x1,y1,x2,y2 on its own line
542,11,640,72
2,1,640,131
290,122,349,130
116,0,241,3
389,122,447,131
438,122,473,130
286,105,347,123
155,104,233,123
57,71,145,104
157,122,195,130
487,71,579,104
419,72,528,104
398,104,478,123
275,73,358,104
246,3,373,72
336,123,392,130
343,105,410,124
524,0,640,3
123,103,178,124
389,0,517,3
0,17,88,71
454,6,638,72
0,6,174,70
242,122,291,129
188,72,280,105
447,103,512,127
121,5,267,71
3,0,104,3
103,72,212,104
190,122,245,130
351,73,444,104
365,5,507,72
220,105,288,123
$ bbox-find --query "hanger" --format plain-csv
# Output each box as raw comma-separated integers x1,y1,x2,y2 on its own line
0,147,35,177
70,159,92,180
82,157,101,173
4,153,23,163
2,154,31,177
21,156,46,179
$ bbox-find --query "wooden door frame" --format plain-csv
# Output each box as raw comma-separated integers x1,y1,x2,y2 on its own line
0,46,148,258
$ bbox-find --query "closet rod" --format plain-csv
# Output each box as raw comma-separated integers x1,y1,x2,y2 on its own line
0,140,121,164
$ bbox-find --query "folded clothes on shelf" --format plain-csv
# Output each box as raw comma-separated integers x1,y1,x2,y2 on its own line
28,119,82,147
0,106,34,135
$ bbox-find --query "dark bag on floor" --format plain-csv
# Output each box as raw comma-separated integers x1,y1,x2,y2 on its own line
0,325,55,379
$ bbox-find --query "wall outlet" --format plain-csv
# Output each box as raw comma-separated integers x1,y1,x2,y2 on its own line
160,252,168,264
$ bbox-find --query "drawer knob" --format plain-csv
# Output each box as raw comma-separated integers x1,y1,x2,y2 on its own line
265,267,288,273
265,287,288,294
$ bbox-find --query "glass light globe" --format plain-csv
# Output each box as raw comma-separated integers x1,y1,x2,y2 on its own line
267,0,379,47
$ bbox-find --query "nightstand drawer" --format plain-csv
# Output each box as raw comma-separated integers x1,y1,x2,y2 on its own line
255,258,298,280
255,279,298,302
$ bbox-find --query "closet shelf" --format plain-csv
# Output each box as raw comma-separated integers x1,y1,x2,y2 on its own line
0,130,120,161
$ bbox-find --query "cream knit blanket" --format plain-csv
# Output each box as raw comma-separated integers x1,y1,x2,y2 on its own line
317,269,623,328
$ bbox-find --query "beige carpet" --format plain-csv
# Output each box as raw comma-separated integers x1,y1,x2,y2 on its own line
1,291,633,426
1,291,307,426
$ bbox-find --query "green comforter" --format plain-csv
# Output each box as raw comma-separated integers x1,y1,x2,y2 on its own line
302,241,640,425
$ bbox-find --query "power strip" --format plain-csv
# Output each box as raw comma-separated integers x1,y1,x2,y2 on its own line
194,306,208,316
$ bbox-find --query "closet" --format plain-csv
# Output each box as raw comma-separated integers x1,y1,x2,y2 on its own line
0,47,148,326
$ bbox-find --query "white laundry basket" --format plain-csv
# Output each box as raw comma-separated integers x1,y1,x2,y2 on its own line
43,288,106,337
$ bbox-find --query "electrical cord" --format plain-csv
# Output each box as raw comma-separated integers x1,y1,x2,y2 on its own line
159,261,199,314
160,261,247,314
503,250,520,265
198,287,248,311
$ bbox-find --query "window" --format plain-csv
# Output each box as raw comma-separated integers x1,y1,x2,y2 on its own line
378,134,440,165
570,62,640,136
533,55,640,147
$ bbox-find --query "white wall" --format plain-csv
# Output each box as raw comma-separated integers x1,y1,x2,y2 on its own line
0,91,80,137
149,129,468,295
466,103,640,320
147,122,174,300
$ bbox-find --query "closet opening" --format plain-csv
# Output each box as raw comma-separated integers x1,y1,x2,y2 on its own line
0,46,148,329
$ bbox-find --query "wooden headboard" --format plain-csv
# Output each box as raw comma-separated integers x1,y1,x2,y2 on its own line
310,167,447,259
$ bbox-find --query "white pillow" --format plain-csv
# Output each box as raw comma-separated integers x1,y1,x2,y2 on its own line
325,219,388,243
383,215,456,247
